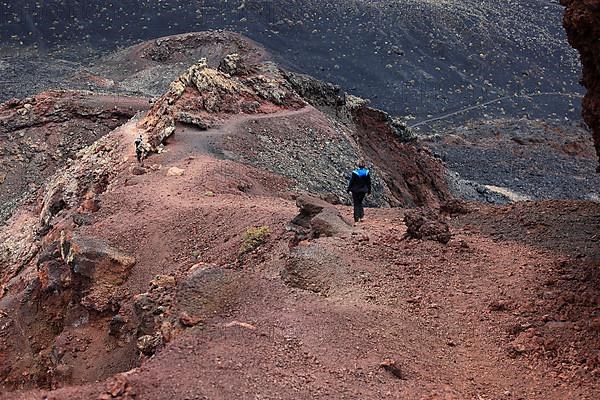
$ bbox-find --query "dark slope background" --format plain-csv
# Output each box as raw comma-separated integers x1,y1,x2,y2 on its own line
0,0,583,128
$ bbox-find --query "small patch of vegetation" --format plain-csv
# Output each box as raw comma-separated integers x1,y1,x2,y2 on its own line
239,226,271,256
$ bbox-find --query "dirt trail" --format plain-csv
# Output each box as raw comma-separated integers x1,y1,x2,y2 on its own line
165,107,315,158
6,198,599,399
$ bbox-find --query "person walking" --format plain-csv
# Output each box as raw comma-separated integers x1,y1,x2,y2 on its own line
347,160,372,223
134,135,145,163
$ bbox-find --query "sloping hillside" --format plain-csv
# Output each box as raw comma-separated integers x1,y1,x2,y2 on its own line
0,38,598,399
0,0,582,125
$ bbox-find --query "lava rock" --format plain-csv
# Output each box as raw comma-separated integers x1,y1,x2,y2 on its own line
136,334,162,356
292,194,351,238
403,208,451,244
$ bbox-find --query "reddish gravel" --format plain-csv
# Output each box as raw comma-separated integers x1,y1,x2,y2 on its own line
2,105,598,399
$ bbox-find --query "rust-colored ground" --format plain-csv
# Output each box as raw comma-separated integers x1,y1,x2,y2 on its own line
2,101,598,399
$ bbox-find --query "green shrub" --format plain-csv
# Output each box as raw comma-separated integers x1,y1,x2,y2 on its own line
239,226,270,256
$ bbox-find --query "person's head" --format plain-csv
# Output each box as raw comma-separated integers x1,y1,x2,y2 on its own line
357,159,366,169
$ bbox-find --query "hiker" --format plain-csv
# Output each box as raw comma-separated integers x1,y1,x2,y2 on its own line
347,160,372,223
134,135,144,163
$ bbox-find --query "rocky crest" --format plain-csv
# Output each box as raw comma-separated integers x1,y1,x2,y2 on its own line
562,0,600,171
139,55,305,151
139,51,450,208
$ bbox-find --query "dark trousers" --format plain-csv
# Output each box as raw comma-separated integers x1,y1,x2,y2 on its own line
352,192,366,222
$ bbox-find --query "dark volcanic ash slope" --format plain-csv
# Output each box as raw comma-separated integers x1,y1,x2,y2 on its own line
423,118,600,202
561,0,600,171
0,0,582,125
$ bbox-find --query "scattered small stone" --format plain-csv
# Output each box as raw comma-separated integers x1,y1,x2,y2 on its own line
167,166,185,176
223,321,256,330
403,208,451,244
109,315,126,336
489,300,510,312
80,197,100,213
380,359,406,380
150,275,176,288
130,165,147,175
136,334,162,356
179,311,203,327
100,374,136,400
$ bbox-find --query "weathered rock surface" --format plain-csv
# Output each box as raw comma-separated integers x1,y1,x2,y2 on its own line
292,195,352,238
89,31,270,98
404,208,452,244
0,27,598,400
562,0,600,171
0,232,136,388
281,243,356,296
139,56,305,152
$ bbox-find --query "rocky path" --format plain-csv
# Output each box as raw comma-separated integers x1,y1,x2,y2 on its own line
165,106,315,157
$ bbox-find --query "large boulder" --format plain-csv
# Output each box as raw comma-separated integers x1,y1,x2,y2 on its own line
292,195,352,238
403,208,451,244
61,234,135,283
561,0,600,171
292,195,331,227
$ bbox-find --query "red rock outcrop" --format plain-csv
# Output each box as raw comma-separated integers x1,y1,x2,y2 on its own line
138,52,450,208
350,105,450,208
138,55,306,151
561,0,600,171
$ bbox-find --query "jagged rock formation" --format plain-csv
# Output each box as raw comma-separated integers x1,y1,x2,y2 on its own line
88,31,271,98
139,55,305,151
403,208,452,244
291,195,352,238
139,51,450,208
562,0,600,171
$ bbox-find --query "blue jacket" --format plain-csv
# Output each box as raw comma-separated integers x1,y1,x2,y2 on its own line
347,168,372,194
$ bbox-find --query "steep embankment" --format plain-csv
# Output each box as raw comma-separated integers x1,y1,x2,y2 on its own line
422,118,600,201
562,0,600,171
0,91,149,224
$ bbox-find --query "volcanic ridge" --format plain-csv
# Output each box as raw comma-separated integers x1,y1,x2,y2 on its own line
0,31,598,400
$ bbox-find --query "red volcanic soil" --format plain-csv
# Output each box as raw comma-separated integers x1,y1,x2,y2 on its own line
0,107,598,399
0,90,150,223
